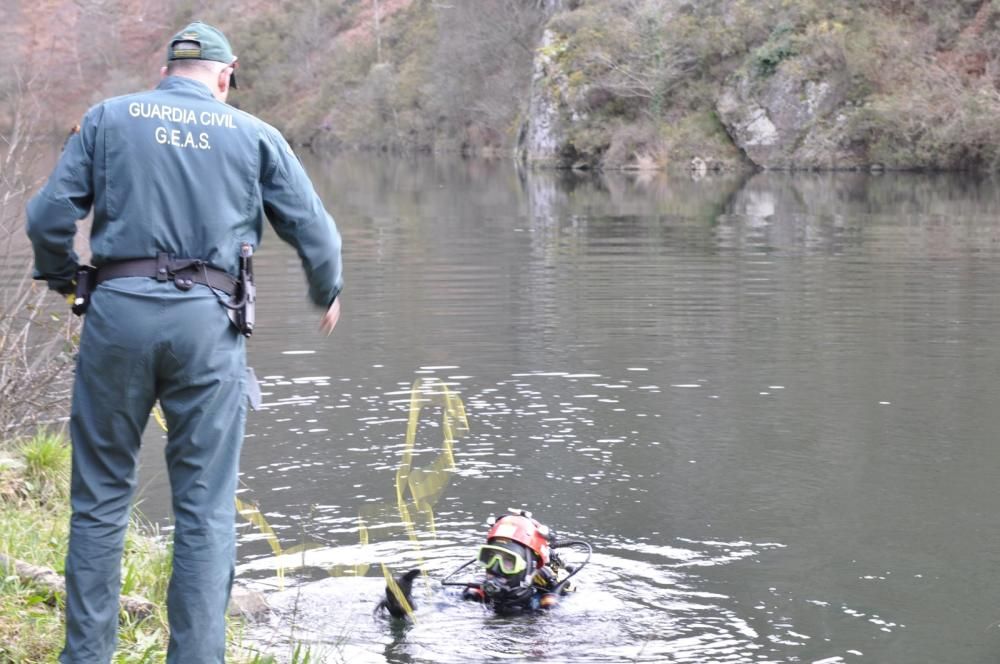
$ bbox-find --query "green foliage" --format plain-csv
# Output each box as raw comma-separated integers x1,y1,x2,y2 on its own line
0,577,63,664
0,432,269,663
904,0,985,48
563,121,611,168
847,82,1000,171
0,435,72,662
19,429,70,496
752,24,799,77
245,643,316,664
661,111,743,165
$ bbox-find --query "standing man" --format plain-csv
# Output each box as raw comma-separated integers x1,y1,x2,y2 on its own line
26,21,343,663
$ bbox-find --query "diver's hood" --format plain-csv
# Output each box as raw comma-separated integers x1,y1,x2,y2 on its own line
482,577,535,614
476,538,537,611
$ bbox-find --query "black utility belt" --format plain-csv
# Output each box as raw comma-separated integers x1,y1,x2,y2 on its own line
97,254,237,296
72,251,256,338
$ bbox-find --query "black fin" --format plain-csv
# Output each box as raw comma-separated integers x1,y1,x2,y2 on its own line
383,568,420,619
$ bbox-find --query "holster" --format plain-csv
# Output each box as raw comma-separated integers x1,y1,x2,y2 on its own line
71,266,98,316
229,278,256,336
227,243,256,337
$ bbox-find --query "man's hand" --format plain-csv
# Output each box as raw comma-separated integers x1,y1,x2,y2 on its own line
320,297,341,336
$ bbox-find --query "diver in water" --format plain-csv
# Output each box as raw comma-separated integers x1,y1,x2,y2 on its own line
457,511,570,613
377,510,591,619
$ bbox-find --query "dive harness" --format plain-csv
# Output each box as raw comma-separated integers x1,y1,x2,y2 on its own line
442,537,593,610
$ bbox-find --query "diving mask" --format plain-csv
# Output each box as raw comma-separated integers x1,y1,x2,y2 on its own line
476,544,528,576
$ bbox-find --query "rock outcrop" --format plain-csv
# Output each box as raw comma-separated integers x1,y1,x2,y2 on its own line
716,62,864,170
518,29,577,168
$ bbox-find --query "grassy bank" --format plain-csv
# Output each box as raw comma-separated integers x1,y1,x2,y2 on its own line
0,430,288,664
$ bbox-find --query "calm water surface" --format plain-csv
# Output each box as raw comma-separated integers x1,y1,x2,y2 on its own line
129,156,1000,663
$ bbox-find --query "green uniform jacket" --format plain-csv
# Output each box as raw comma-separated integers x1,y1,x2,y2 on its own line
26,76,342,307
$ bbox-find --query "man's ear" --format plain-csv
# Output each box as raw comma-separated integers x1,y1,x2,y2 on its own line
160,66,168,79
217,67,231,96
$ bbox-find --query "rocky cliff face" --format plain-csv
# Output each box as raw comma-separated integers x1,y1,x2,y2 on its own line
518,30,575,167
517,9,866,171
518,1,1000,172
515,3,754,172
716,63,864,170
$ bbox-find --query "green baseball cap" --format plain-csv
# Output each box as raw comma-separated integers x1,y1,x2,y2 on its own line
166,21,239,88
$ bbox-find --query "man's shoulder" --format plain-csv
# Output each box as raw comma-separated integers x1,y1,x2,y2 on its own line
75,89,145,121
236,111,297,156
100,89,157,110
231,108,285,141
87,89,164,121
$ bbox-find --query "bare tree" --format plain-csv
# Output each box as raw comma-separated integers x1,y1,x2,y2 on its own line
578,0,701,119
0,71,79,440
430,0,547,149
374,0,383,65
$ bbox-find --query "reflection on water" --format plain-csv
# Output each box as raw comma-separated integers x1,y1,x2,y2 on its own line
119,156,1000,662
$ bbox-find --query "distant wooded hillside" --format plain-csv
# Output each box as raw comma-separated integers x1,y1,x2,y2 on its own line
8,0,1000,170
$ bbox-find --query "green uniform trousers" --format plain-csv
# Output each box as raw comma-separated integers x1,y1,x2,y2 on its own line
61,277,247,663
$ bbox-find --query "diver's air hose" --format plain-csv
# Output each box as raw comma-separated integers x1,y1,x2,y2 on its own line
441,538,593,594
550,539,592,594
441,558,479,587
